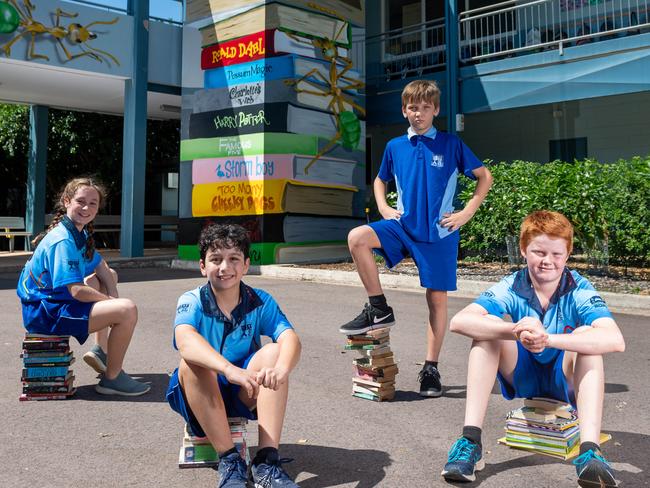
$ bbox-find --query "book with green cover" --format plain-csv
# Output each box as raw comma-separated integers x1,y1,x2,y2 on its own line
498,432,611,460
180,133,364,161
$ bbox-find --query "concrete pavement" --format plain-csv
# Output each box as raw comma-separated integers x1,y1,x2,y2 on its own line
0,268,647,487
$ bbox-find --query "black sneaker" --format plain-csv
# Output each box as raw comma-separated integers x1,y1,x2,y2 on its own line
418,363,442,397
339,303,395,335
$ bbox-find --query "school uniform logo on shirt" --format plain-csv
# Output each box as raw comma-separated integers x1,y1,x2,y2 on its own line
177,303,190,314
67,259,79,271
589,296,607,308
431,154,444,168
241,323,252,337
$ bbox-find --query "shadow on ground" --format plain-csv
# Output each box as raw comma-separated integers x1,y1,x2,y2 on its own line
280,444,392,488
443,430,647,487
73,373,169,402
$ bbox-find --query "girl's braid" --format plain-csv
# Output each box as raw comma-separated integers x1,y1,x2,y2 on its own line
30,206,65,250
85,221,96,260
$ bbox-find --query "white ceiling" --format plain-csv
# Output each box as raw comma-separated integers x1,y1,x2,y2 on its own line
0,58,180,120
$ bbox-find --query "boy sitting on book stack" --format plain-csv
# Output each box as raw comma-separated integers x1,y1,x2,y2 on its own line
441,211,625,487
166,224,302,488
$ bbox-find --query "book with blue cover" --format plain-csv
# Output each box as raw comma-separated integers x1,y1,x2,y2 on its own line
203,55,361,91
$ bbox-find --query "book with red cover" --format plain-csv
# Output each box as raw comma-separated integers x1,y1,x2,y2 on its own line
201,29,350,70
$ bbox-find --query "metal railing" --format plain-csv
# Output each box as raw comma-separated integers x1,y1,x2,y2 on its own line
459,0,650,62
366,18,446,84
63,0,183,25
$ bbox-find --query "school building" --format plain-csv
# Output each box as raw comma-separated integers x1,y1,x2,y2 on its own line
1,0,648,258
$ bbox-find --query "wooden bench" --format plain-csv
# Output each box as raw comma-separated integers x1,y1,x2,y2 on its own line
45,214,179,247
0,217,32,252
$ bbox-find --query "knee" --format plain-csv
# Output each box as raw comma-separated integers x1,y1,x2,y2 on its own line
116,298,138,324
253,343,281,369
178,358,216,388
348,226,371,250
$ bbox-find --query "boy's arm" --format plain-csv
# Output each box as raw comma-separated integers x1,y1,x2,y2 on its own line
256,329,301,391
449,303,517,340
440,166,493,232
175,324,259,398
67,283,110,302
374,176,402,220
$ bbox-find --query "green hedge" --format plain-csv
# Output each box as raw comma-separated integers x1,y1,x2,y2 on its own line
456,157,650,266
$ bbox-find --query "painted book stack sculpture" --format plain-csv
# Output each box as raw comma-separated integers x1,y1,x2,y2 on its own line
498,398,612,460
180,0,366,264
345,328,398,402
178,418,250,468
20,334,76,401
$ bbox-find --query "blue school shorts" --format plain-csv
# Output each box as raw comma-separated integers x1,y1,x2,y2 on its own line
496,342,575,407
368,218,459,291
21,300,93,345
166,353,258,437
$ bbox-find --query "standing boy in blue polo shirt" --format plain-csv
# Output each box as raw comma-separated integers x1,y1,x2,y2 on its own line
442,211,625,487
339,80,493,397
166,224,302,488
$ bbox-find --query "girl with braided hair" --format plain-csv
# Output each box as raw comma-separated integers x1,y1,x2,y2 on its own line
17,177,149,396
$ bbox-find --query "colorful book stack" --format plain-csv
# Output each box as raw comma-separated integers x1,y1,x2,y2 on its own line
179,0,367,265
498,397,611,460
20,334,76,401
346,327,398,402
178,417,250,469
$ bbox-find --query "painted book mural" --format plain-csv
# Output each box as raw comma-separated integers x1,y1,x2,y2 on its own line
181,0,366,264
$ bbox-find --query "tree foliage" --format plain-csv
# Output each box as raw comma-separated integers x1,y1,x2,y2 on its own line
0,103,179,216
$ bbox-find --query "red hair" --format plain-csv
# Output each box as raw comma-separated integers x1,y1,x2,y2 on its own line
520,211,574,254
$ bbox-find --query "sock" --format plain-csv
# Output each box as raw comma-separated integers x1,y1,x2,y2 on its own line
580,441,600,455
369,294,388,310
253,447,278,466
220,447,239,458
424,360,438,369
462,425,482,447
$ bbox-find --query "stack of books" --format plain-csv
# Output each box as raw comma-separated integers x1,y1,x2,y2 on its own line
20,334,76,401
499,397,611,459
177,0,368,265
178,417,250,469
345,328,398,402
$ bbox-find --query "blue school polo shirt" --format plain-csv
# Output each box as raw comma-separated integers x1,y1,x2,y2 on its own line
474,268,613,364
377,127,484,243
17,219,101,303
173,282,293,365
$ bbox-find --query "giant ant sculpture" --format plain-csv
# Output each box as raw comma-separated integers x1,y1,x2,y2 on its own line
0,0,120,65
284,22,365,174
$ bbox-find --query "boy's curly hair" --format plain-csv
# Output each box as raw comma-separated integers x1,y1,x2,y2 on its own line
198,224,250,261
401,80,441,108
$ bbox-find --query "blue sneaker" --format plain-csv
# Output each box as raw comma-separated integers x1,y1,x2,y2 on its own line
573,448,617,487
250,451,298,488
441,437,484,482
95,370,150,396
83,344,107,373
217,451,249,488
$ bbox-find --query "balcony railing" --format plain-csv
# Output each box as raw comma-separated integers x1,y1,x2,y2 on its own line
460,0,650,63
64,0,183,25
366,18,446,85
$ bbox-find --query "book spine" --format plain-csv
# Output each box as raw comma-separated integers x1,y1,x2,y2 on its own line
192,154,295,184
181,133,315,160
22,366,69,379
189,103,291,139
22,341,69,351
204,55,294,89
201,30,270,70
181,133,366,161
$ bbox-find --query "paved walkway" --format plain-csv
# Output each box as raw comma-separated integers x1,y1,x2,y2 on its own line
0,268,647,487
